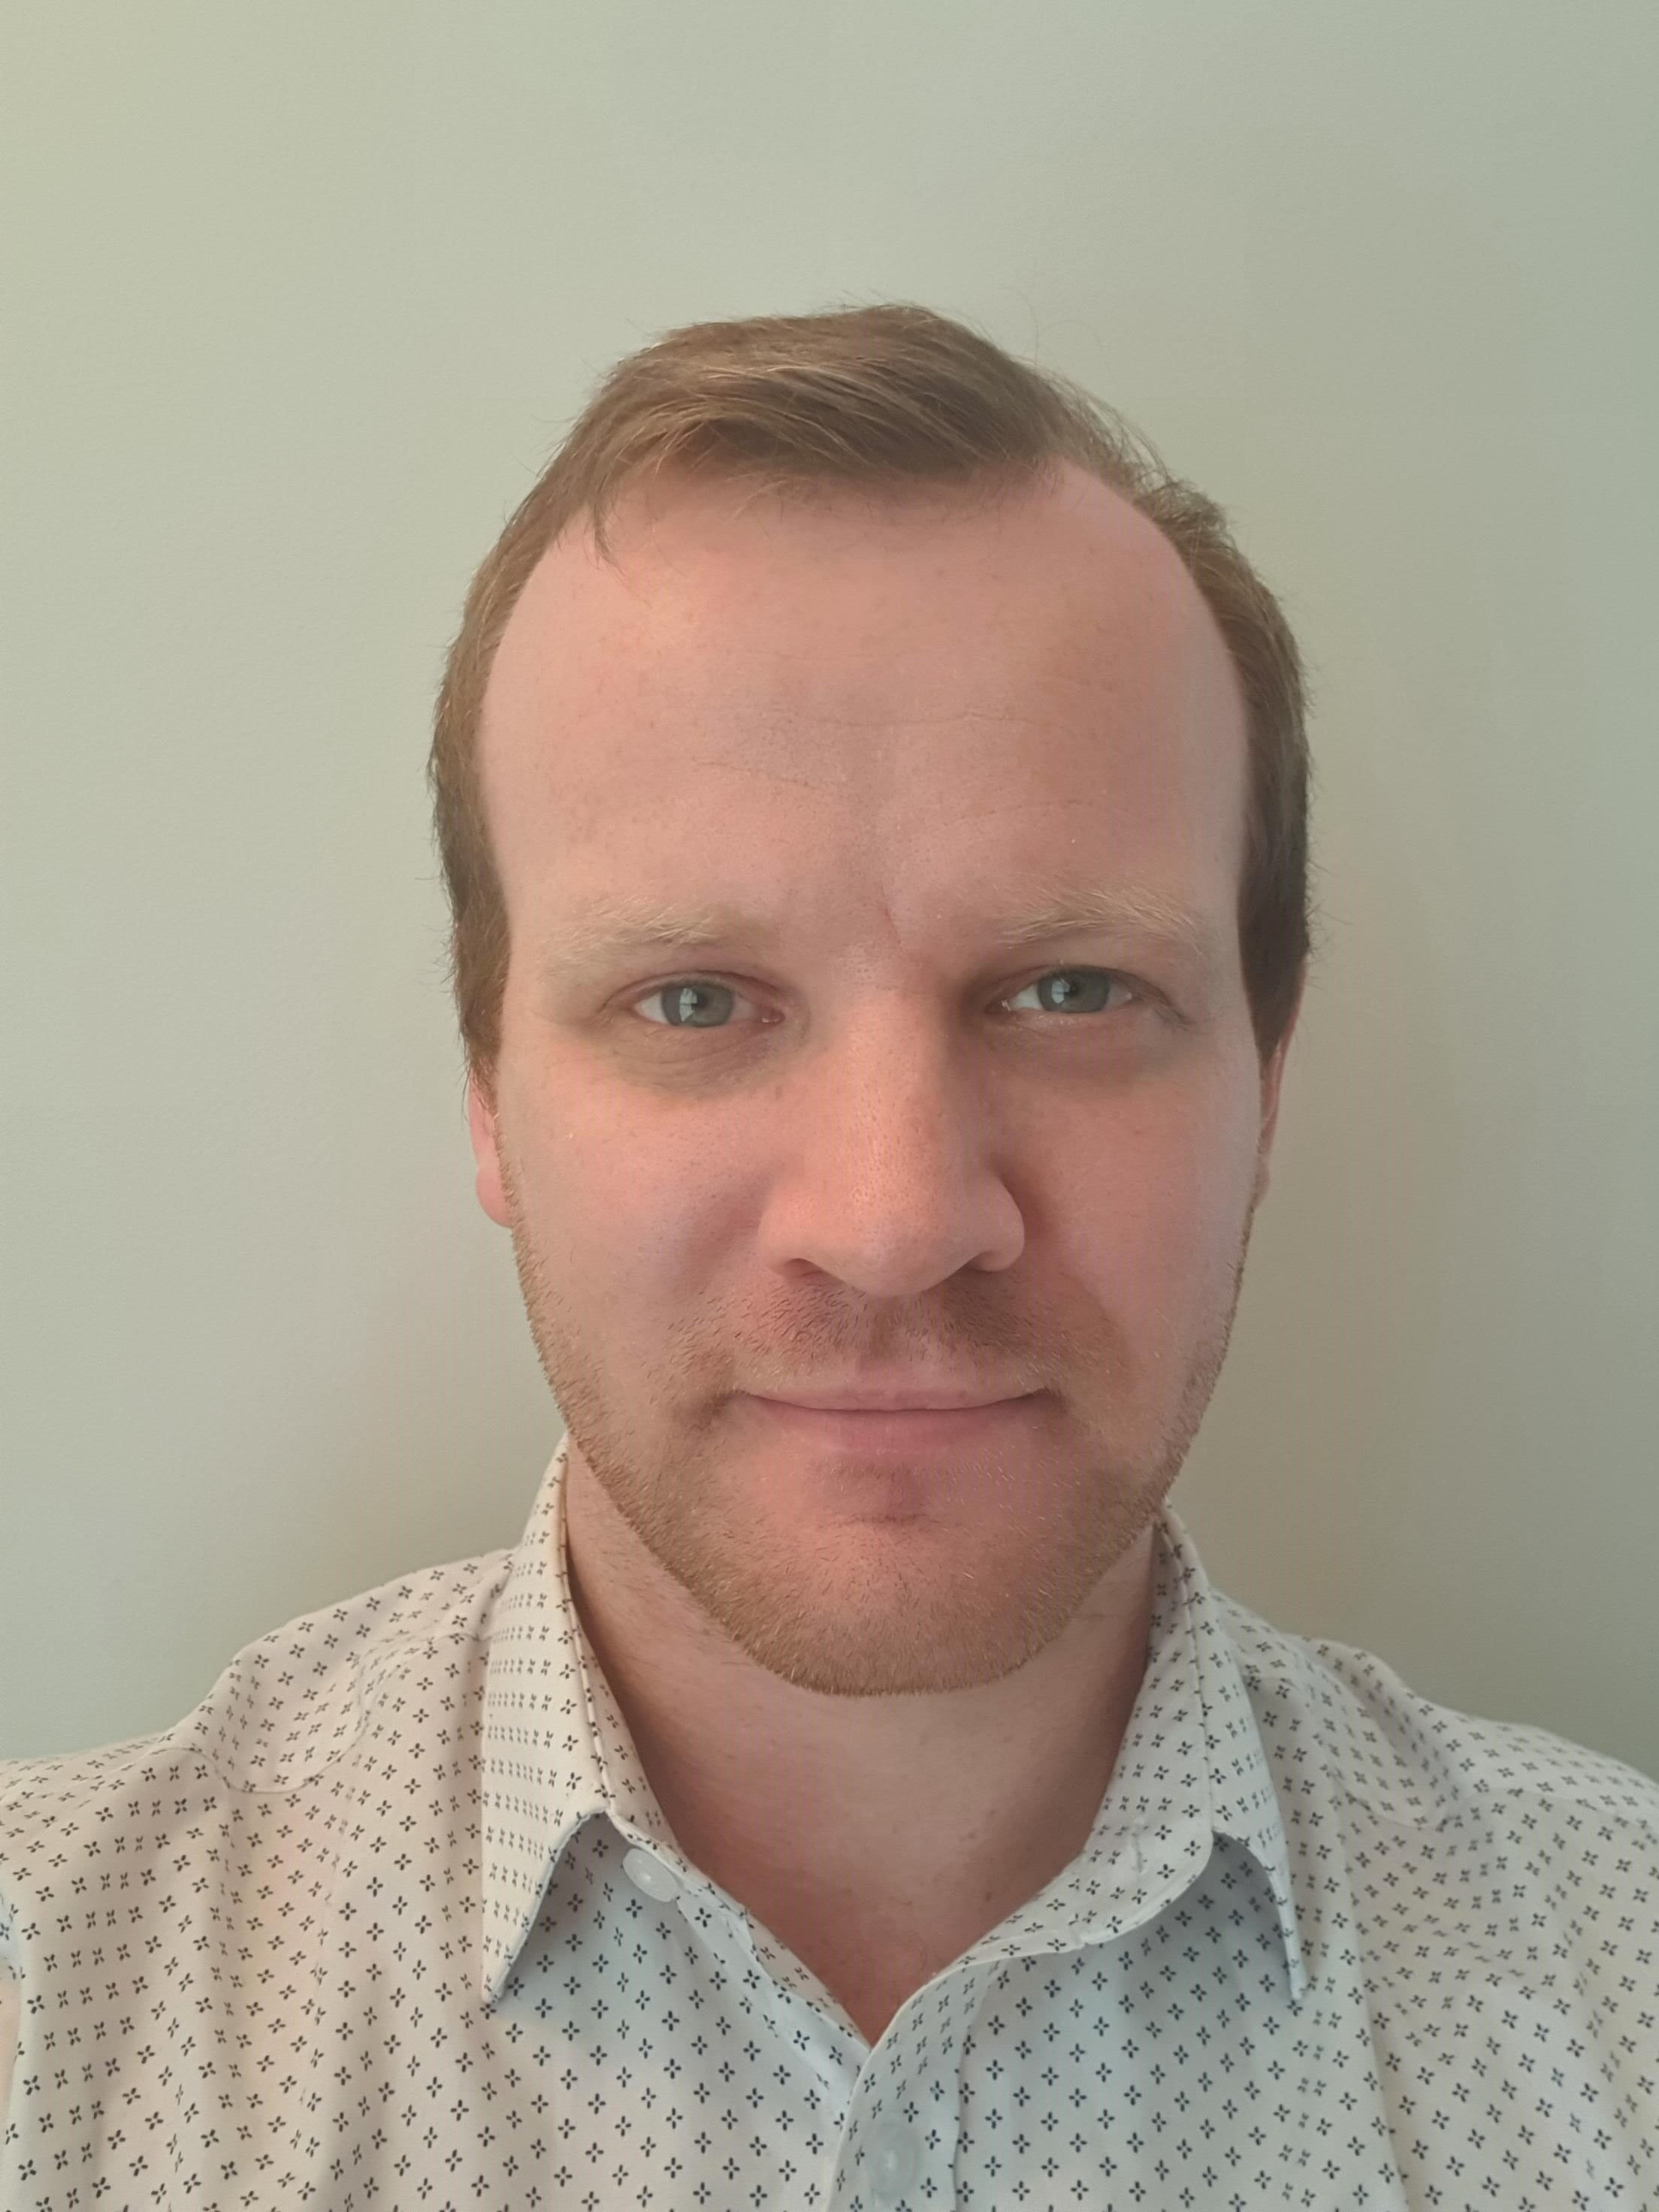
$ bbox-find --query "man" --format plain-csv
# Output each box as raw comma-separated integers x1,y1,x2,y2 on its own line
2,305,1654,2211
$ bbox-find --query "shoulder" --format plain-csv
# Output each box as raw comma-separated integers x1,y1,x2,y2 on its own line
1215,1586,1659,1839
0,1541,517,1926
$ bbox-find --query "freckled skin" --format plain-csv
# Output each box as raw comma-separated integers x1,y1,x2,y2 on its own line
465,465,1301,2038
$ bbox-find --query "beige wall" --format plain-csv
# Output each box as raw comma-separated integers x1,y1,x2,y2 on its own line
3,1,1654,1772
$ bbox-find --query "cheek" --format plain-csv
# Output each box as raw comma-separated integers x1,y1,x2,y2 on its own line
499,1031,1264,1340
501,1070,721,1299
1061,1080,1261,1318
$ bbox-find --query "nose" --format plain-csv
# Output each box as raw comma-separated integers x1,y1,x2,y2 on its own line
753,1005,1027,1296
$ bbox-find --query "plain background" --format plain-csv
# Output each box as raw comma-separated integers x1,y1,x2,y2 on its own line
3,2,1655,1772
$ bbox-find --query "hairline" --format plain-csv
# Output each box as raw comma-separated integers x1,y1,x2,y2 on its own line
432,310,1311,1092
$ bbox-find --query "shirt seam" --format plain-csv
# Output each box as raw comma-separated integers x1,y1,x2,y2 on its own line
202,1568,512,1800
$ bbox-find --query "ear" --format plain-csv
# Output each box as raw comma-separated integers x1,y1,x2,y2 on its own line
1250,964,1306,1210
466,1070,514,1228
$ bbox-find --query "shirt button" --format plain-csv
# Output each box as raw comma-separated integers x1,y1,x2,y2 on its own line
622,1846,681,1902
864,2117,920,2204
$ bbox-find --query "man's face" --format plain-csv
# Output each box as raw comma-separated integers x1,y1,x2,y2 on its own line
469,464,1296,1699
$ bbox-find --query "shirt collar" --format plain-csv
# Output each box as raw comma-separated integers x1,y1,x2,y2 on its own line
479,1432,1306,2007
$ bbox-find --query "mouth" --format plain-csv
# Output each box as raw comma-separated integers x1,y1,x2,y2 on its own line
745,1393,1046,1453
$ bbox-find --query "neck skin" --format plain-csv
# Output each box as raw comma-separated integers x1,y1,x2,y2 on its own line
561,1443,1159,2044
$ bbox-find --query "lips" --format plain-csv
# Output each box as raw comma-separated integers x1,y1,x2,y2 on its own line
769,1395,1014,1412
746,1393,1042,1452
755,1378,1035,1411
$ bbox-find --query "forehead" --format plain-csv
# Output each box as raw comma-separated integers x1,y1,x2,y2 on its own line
478,465,1248,938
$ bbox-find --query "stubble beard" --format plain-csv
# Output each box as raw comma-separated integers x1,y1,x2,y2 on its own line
500,1157,1253,1699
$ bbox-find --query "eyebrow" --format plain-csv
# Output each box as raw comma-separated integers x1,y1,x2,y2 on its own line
539,884,1224,983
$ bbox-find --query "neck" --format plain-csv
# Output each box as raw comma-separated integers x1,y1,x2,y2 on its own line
560,1440,1159,2036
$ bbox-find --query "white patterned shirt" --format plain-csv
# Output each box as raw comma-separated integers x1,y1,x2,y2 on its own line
3,1431,1657,2211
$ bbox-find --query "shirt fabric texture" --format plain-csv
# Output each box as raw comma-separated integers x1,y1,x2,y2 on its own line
2,1432,1656,2211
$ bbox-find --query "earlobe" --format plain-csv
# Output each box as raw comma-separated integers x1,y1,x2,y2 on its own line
466,1072,514,1229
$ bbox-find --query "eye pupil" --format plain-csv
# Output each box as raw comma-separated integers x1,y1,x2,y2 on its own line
649,970,1126,1029
1037,969,1115,1013
664,982,730,1027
